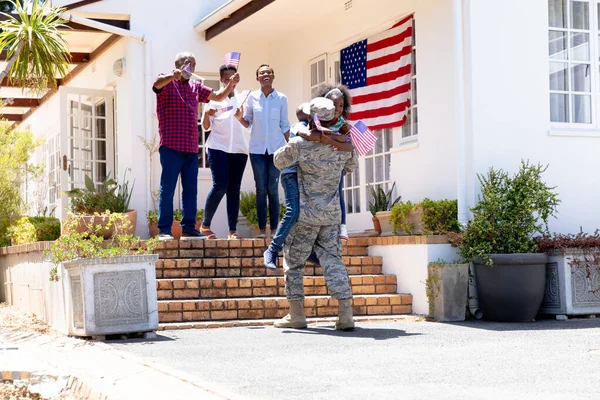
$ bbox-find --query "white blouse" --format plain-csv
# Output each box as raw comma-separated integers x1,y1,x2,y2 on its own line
203,92,249,154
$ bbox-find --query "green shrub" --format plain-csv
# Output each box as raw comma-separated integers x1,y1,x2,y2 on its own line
146,210,158,224
240,191,285,226
458,161,560,264
390,201,416,234
7,216,61,245
146,209,203,224
390,199,460,235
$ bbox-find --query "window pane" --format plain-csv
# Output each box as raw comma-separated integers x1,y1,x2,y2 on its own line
570,32,590,61
571,0,589,30
366,157,373,183
385,154,391,181
375,156,383,182
413,108,419,136
573,94,592,123
550,93,569,122
374,131,383,154
549,0,567,28
353,162,360,186
318,59,326,84
549,31,568,59
311,63,317,86
345,171,352,187
549,62,569,90
347,189,354,213
411,49,417,76
571,63,591,91
412,79,418,105
385,128,393,151
402,109,412,137
353,189,361,213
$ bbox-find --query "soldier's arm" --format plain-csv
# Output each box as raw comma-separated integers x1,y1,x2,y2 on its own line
343,150,359,173
274,139,301,170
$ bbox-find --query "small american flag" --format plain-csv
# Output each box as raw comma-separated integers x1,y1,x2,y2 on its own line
224,52,241,67
349,121,378,156
313,114,324,131
220,106,234,112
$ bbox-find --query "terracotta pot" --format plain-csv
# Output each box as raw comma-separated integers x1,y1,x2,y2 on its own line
372,216,382,235
69,210,137,239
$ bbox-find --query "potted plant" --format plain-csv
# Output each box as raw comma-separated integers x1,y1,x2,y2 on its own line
426,259,469,322
391,198,460,236
7,215,61,245
65,173,136,238
239,191,286,238
367,183,401,237
50,212,159,337
537,231,600,318
456,161,560,322
147,209,203,240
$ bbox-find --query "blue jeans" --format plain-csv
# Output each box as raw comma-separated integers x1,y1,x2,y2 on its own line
202,148,248,231
269,172,299,253
158,146,198,233
339,171,346,225
250,153,281,230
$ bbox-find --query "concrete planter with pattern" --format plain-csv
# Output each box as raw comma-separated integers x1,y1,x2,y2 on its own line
62,254,159,337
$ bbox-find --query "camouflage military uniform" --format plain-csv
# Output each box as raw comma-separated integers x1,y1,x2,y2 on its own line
274,137,358,300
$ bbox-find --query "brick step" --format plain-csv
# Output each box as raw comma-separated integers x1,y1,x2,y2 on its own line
156,274,397,300
155,256,383,279
155,239,369,259
158,294,412,323
159,315,420,331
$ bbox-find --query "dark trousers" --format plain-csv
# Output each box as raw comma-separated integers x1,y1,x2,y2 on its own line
250,152,280,230
158,146,198,233
202,148,248,231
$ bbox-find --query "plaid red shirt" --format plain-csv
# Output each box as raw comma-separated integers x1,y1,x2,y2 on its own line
154,77,213,153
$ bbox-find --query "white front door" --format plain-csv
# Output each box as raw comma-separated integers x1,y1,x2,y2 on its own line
59,87,115,218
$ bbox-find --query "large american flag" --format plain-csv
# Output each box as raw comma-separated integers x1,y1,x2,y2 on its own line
224,52,241,68
341,15,413,131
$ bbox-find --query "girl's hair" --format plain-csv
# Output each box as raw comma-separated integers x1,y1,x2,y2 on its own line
313,83,352,119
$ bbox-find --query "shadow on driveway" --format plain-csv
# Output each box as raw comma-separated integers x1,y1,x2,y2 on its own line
281,326,421,340
443,317,600,332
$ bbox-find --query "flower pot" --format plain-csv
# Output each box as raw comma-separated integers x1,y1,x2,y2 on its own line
427,263,469,322
474,253,547,322
69,210,137,239
62,254,159,337
539,249,600,317
372,216,382,235
375,211,393,236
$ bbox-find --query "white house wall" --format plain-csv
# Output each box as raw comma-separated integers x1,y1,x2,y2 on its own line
468,0,600,234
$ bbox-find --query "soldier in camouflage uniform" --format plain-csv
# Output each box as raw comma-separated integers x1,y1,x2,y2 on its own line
273,97,358,331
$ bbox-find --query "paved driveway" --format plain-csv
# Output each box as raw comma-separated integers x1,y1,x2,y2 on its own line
110,318,600,400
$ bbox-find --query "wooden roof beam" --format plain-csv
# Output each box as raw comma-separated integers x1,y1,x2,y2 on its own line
0,15,129,32
64,0,103,10
1,98,40,107
1,114,23,122
205,0,275,41
0,78,63,87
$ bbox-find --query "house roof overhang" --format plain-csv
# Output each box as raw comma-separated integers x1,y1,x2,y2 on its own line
0,12,143,126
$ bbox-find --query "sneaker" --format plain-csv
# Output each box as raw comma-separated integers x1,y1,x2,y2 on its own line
181,229,207,240
307,251,320,265
256,232,267,239
263,248,278,270
158,232,174,241
339,224,349,241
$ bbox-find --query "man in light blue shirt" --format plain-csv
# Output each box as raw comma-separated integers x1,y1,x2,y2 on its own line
235,64,290,238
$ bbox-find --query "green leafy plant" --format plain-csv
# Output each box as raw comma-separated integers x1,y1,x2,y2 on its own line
66,173,134,214
456,160,560,265
368,183,401,215
146,210,158,224
49,211,159,281
147,209,203,225
240,191,285,226
7,216,60,245
390,201,416,234
420,199,460,234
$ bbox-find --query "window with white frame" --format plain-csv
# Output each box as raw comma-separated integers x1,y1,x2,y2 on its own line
548,0,598,126
310,54,327,97
402,18,418,138
364,128,394,207
197,75,220,169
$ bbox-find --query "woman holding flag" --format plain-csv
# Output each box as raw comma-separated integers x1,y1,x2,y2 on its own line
200,62,249,239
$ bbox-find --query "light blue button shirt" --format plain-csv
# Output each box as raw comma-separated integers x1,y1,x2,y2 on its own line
243,89,291,155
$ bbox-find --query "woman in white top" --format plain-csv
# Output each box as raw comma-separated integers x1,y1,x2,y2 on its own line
200,65,249,239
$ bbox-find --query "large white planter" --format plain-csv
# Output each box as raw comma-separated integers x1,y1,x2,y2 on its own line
375,211,394,237
63,254,159,337
540,249,600,317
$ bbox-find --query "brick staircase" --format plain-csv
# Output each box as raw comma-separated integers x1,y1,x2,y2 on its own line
154,238,412,329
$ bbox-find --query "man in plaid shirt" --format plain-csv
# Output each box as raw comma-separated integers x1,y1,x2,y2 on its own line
153,52,240,240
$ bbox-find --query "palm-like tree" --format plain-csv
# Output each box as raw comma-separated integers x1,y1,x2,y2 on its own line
0,0,70,93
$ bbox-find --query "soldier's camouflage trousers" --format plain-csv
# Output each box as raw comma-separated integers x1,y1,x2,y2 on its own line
282,222,352,301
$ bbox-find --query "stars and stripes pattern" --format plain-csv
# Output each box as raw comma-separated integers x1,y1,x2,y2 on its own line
341,14,413,131
224,52,241,68
349,121,378,156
